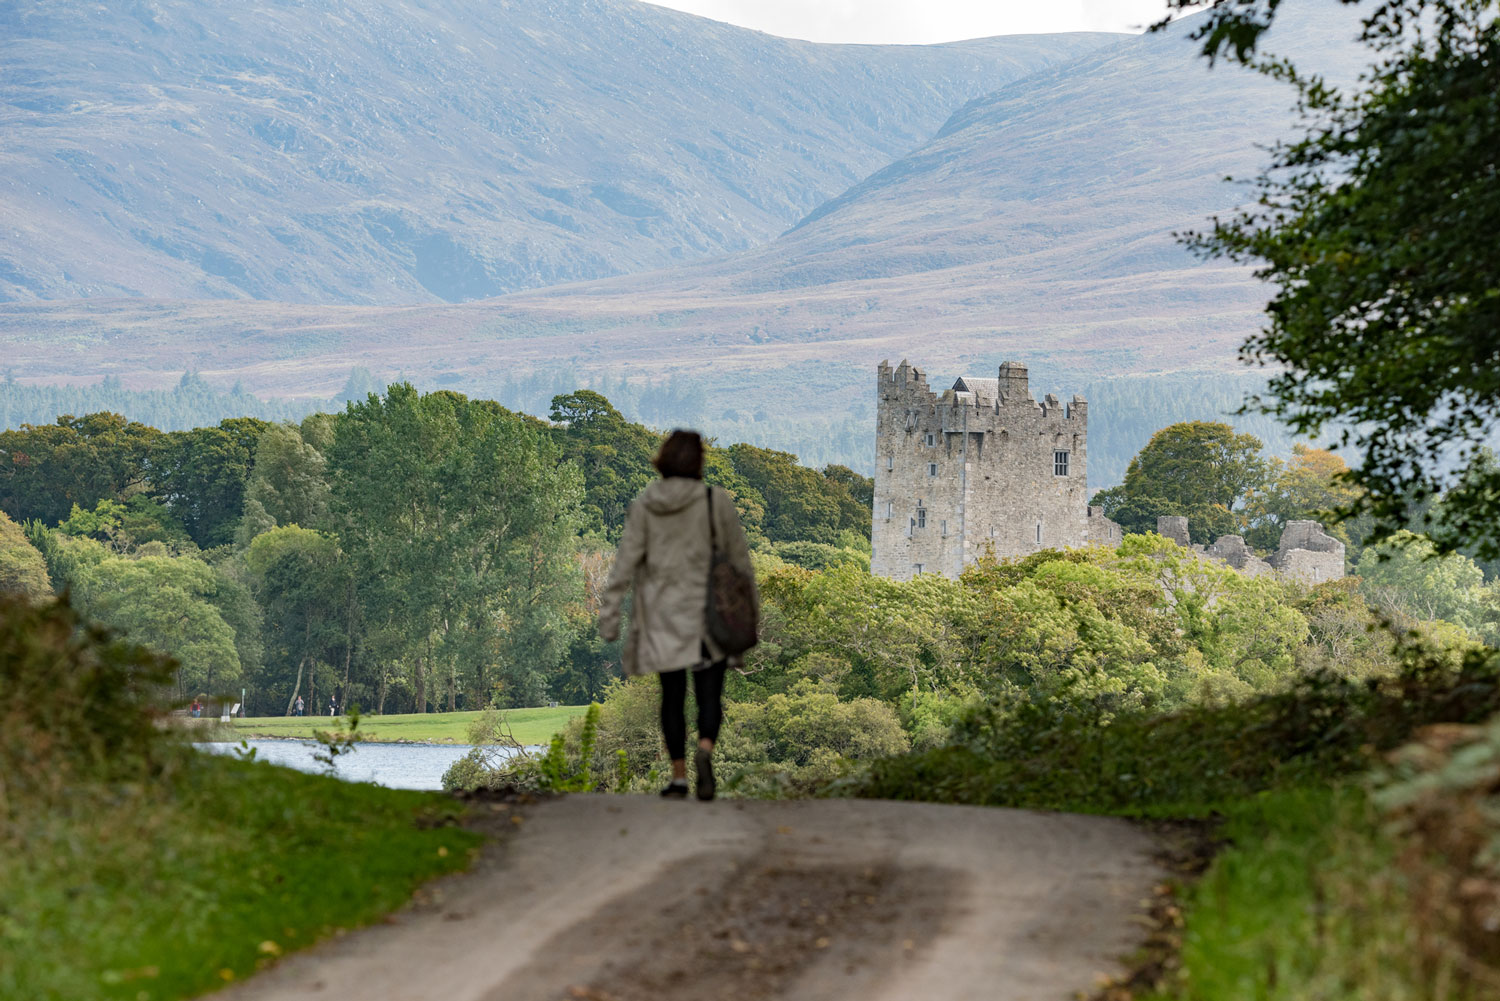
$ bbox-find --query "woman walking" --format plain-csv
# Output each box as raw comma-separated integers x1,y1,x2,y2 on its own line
598,430,758,801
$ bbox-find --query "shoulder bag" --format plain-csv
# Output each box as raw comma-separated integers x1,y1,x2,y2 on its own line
705,485,758,655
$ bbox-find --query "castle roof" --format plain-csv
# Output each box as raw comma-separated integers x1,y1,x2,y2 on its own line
951,376,1000,404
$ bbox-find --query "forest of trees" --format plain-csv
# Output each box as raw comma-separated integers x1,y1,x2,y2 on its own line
0,387,871,716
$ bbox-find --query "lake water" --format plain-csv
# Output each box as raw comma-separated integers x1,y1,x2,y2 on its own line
199,740,536,791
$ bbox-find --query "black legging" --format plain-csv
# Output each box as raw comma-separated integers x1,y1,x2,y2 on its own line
659,661,727,761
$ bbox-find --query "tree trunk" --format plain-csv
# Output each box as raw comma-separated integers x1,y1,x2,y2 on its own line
377,664,388,715
415,655,426,714
441,616,455,712
342,584,356,712
284,656,307,716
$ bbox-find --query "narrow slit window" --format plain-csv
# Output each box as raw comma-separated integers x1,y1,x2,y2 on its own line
940,520,948,536
1053,450,1070,476
928,462,938,477
886,455,894,471
886,501,894,519
925,433,936,447
1035,523,1042,544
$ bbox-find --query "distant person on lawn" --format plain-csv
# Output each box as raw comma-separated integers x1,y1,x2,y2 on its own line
295,695,304,717
599,430,759,801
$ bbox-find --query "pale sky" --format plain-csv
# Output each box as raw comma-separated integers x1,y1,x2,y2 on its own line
646,0,1175,44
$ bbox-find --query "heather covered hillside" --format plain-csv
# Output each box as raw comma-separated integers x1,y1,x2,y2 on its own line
0,0,1114,303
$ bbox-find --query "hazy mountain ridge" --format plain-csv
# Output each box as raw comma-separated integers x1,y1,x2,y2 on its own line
0,5,1377,473
0,0,1116,304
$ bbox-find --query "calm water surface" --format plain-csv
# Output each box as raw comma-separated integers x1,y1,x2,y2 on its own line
200,740,535,791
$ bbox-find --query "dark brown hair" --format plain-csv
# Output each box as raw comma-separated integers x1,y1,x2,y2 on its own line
653,429,704,479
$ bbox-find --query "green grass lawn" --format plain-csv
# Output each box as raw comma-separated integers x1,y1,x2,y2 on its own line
231,705,586,746
0,752,482,1001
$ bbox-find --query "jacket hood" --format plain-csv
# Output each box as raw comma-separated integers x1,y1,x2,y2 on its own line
642,477,707,515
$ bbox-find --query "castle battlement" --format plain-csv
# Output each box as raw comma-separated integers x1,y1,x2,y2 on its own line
872,359,1104,580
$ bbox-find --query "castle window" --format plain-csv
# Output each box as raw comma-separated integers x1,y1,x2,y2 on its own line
907,518,915,537
1053,450,1070,476
916,508,927,529
1035,523,1042,544
885,500,893,519
928,463,938,477
913,563,924,575
886,456,893,471
940,520,948,536
925,433,936,447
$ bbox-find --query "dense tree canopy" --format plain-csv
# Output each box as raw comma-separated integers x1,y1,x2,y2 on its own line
235,422,331,544
0,510,50,600
1245,444,1369,551
1356,530,1491,635
154,418,270,548
1092,421,1269,543
547,390,658,538
328,386,584,711
69,549,242,697
1169,0,1500,557
724,443,867,545
0,413,160,526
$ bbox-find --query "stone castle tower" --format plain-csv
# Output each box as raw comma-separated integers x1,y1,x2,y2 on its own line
871,359,1116,580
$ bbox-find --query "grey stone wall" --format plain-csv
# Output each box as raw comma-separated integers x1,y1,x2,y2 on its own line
1270,520,1346,584
872,359,1091,580
1205,534,1274,577
1156,516,1191,548
1086,505,1124,546
1153,515,1346,584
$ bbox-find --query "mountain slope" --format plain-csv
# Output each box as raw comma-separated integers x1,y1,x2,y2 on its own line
0,7,1375,473
0,0,1115,304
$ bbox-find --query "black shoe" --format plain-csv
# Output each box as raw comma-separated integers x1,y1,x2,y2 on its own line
695,747,715,802
660,780,688,799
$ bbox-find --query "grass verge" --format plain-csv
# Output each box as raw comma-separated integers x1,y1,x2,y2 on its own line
230,705,587,746
1143,784,1455,1000
0,752,482,1001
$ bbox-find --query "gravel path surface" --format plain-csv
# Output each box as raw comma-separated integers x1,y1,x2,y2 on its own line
216,795,1163,1001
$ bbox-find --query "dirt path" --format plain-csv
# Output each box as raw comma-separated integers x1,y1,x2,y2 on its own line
218,796,1163,1001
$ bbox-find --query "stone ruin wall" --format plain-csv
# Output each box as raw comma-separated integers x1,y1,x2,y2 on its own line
1156,516,1347,585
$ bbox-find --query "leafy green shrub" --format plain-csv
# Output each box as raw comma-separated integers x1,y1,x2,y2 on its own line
850,642,1500,818
0,593,179,809
768,540,868,572
0,510,50,599
444,702,610,793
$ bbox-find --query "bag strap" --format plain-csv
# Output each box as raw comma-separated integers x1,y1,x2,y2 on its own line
705,483,719,554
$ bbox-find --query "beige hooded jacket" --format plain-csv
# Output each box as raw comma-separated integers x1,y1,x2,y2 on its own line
598,477,758,675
